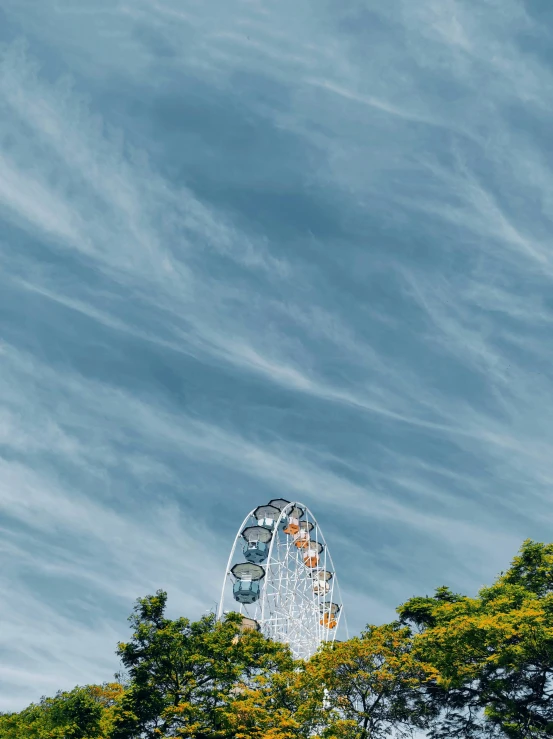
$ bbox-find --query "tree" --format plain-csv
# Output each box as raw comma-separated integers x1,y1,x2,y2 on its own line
398,540,553,738
0,683,124,739
299,623,430,739
111,590,294,739
3,540,553,739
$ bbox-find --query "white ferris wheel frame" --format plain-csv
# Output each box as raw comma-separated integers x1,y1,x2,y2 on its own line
217,501,348,660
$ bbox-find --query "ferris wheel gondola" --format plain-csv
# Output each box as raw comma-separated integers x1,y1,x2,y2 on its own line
230,562,265,604
241,526,272,563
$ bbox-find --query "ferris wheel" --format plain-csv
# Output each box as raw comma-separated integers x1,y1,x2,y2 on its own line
217,499,346,660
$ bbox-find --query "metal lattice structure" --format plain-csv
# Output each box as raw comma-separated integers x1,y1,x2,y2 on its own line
217,500,346,660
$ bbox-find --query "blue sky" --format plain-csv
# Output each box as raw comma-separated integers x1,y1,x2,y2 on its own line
1,0,553,711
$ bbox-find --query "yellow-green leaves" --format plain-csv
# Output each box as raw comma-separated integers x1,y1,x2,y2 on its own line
399,540,553,737
297,624,430,739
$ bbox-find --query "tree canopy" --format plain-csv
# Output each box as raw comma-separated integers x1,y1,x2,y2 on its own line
111,590,294,738
1,539,552,739
398,539,553,738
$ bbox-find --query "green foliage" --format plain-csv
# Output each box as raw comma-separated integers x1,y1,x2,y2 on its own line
2,540,553,739
111,590,294,738
220,670,308,739
300,623,430,739
0,683,124,739
398,540,553,738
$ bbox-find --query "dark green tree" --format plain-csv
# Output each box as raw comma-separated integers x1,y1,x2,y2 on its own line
111,590,294,739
